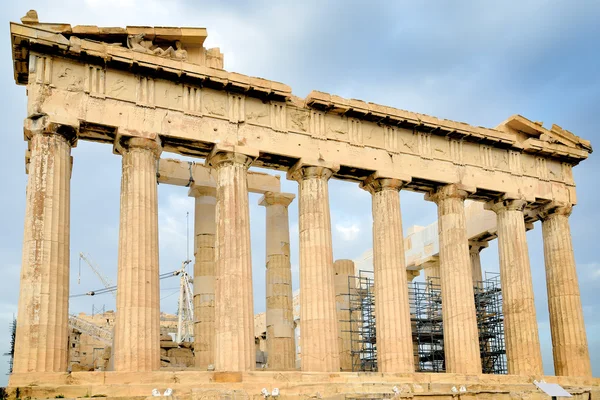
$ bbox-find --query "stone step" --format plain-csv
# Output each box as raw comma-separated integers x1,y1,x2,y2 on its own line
9,382,595,400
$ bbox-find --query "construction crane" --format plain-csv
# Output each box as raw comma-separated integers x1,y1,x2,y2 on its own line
79,252,117,299
174,260,194,343
73,214,195,343
175,212,194,343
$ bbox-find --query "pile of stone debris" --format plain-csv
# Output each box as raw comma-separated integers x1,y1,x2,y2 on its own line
160,335,194,368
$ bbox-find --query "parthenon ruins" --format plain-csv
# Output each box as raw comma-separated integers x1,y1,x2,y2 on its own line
7,10,599,400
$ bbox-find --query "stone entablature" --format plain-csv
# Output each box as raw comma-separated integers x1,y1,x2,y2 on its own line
10,21,591,210
157,157,280,192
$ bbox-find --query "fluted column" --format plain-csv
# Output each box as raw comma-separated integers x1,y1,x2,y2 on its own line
361,174,414,373
14,123,76,373
189,185,217,370
333,259,355,371
487,198,543,375
114,137,162,372
207,145,258,371
288,161,340,372
469,241,488,287
259,192,296,371
538,203,591,377
425,184,481,374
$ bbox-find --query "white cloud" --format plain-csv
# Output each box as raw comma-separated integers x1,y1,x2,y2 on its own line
335,223,360,241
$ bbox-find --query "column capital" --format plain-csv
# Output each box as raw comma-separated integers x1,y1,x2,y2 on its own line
485,197,528,214
286,159,339,182
425,183,474,204
116,136,162,157
468,240,489,254
536,201,573,220
359,171,411,194
206,143,259,169
24,118,78,146
188,184,216,198
406,269,420,282
258,191,295,207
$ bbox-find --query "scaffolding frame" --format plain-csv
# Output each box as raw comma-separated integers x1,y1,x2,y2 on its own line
475,272,507,374
345,270,377,372
410,277,445,372
4,316,16,374
346,270,507,374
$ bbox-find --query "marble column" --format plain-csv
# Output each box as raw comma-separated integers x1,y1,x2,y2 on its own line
538,203,591,377
189,185,217,370
488,198,543,375
114,137,162,372
333,259,355,372
287,161,340,372
207,145,258,371
14,123,76,373
426,184,481,374
259,191,296,371
361,174,414,373
469,241,488,287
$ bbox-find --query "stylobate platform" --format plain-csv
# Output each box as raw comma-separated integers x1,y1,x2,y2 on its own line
7,371,600,399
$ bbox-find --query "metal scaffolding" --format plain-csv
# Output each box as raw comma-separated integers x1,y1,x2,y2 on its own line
345,270,377,372
409,277,445,372
4,316,16,374
346,270,506,374
475,272,507,374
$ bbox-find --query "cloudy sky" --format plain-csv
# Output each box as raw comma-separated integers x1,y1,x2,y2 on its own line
1,0,599,384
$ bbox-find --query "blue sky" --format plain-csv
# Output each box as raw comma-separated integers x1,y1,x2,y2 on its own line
0,0,599,384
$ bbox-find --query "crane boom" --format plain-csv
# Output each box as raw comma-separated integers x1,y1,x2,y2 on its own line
79,252,116,299
175,260,194,343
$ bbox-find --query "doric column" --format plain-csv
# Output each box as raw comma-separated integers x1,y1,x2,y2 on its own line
287,161,340,372
468,241,488,287
538,203,591,377
114,137,162,372
14,122,76,373
333,259,355,372
487,198,543,375
189,185,217,370
360,173,414,373
207,145,258,371
425,184,481,374
259,191,296,371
